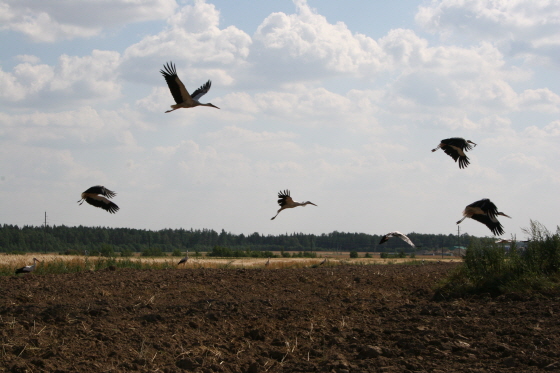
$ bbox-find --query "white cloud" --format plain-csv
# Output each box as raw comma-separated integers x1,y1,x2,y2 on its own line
0,106,144,151
121,0,251,86
0,0,176,42
0,50,121,108
251,0,385,81
518,88,560,112
416,0,560,66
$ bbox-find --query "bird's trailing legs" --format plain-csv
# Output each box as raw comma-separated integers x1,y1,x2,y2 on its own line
456,216,467,225
271,209,283,220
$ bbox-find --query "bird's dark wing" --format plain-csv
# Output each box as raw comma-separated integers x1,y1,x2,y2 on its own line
81,186,116,198
85,197,119,214
100,187,116,199
441,146,460,161
441,137,467,149
160,62,192,105
191,80,212,101
82,185,105,195
470,214,505,236
468,199,498,218
277,190,292,206
441,147,470,168
379,234,391,244
457,156,470,169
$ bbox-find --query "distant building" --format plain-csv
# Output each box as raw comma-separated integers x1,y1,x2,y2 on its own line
452,246,467,256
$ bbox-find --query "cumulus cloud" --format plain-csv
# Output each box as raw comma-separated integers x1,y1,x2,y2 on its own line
0,106,144,150
251,0,385,82
0,50,121,108
0,0,177,42
121,0,251,86
416,0,560,66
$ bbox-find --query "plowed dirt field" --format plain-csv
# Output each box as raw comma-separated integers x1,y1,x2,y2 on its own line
1,263,559,372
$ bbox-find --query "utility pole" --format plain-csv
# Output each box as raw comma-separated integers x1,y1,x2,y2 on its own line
43,211,47,253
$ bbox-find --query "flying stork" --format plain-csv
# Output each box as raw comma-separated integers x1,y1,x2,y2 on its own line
379,231,416,247
432,137,477,169
78,185,119,214
160,62,219,113
15,258,40,275
457,198,511,236
178,251,189,265
271,190,317,220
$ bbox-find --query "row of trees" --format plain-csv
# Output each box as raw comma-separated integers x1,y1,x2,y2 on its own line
0,224,474,253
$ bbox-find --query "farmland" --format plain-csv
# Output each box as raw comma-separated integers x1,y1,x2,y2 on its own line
1,260,559,372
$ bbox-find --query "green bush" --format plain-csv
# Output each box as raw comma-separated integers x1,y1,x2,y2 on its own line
120,248,134,257
99,244,116,257
141,247,165,257
349,251,358,258
436,221,560,297
62,249,80,255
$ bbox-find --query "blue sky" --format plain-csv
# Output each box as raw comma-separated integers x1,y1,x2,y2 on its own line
1,0,559,240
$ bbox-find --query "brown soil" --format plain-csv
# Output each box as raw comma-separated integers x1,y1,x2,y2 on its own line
1,263,559,372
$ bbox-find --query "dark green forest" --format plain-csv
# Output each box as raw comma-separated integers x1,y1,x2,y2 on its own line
0,224,474,254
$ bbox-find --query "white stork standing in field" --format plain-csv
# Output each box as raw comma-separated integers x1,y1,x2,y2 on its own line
265,257,270,267
78,186,119,214
271,190,317,220
379,232,416,247
432,137,477,169
160,62,219,113
178,251,189,266
15,258,40,275
457,198,511,236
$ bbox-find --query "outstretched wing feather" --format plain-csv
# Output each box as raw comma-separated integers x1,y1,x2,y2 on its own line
191,80,212,101
160,62,192,105
470,214,504,236
85,196,119,214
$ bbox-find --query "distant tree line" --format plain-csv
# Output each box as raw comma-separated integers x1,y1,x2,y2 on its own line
0,224,475,254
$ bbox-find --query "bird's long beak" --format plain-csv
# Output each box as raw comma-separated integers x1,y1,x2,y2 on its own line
310,202,317,206
210,103,220,109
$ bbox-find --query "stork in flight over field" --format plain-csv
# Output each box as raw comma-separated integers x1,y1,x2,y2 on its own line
271,190,317,220
160,62,219,113
15,258,40,275
379,232,416,247
78,186,119,214
178,251,189,266
432,137,477,169
457,198,511,236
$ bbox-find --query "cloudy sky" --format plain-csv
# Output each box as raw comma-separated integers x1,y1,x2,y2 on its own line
1,0,559,240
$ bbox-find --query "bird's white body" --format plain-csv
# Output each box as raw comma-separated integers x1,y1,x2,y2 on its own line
15,258,40,274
